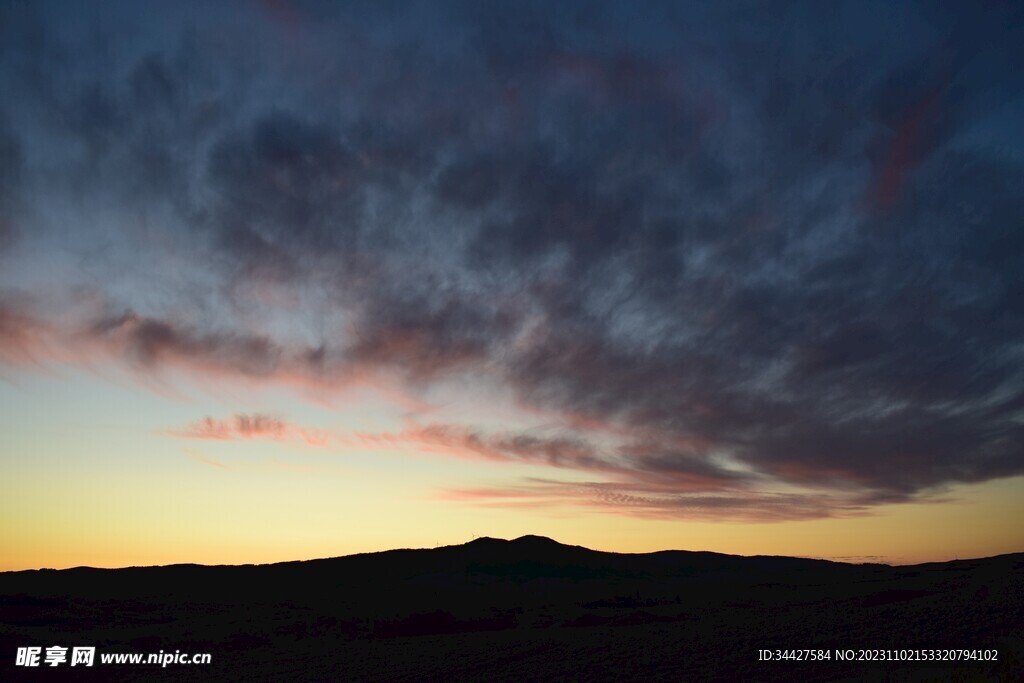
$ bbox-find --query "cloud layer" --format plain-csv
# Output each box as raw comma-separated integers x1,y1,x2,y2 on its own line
1,0,1022,520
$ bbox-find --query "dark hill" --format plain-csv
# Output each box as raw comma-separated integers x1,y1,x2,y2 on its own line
2,537,1022,681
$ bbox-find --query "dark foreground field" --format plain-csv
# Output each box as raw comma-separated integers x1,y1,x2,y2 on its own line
1,536,1022,681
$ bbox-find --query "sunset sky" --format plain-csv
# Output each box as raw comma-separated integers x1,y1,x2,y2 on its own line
1,0,1023,570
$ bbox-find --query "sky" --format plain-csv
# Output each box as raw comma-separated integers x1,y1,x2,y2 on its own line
1,0,1023,570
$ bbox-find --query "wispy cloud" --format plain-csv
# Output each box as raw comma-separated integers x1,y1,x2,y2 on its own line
437,478,923,523
183,448,228,470
1,0,1022,521
0,300,67,366
170,414,329,447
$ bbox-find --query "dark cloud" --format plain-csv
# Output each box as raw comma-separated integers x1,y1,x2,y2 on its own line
92,312,285,376
0,115,22,250
1,0,1022,519
207,111,364,265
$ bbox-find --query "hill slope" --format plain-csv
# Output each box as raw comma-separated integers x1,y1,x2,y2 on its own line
2,537,1022,681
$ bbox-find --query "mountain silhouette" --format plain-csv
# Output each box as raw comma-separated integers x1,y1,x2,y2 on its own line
2,537,1022,681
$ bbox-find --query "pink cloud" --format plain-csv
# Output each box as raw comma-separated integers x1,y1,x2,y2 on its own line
352,423,621,474
0,303,63,366
169,414,329,446
437,479,907,523
183,448,229,470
